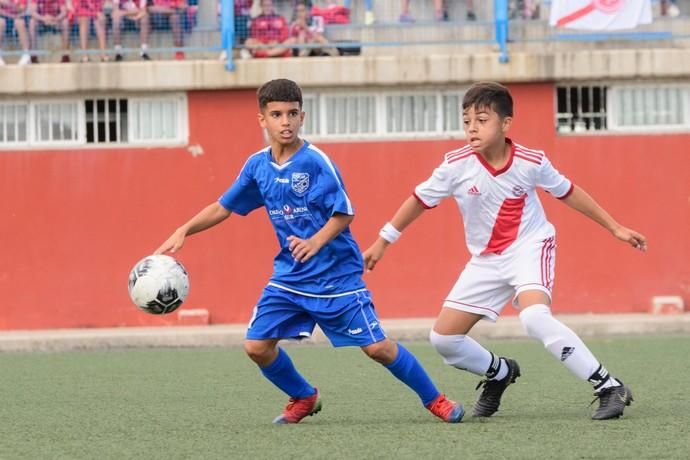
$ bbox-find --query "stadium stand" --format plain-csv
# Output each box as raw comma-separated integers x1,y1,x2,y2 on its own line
0,0,687,63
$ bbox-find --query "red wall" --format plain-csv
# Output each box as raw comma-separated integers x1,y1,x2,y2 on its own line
1,83,688,330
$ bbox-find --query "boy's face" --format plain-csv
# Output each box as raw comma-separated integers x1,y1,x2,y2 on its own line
462,104,512,153
258,101,304,146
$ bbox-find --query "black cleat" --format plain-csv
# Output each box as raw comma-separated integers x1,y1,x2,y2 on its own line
591,383,633,420
115,53,124,62
473,358,520,417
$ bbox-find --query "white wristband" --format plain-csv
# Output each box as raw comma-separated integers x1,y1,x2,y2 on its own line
379,222,401,244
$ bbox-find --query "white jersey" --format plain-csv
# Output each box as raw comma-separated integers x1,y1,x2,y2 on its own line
414,139,573,257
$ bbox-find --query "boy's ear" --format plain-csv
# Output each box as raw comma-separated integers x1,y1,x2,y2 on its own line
502,116,513,131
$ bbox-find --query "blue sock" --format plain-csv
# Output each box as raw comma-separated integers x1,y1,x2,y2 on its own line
384,343,440,406
259,348,316,399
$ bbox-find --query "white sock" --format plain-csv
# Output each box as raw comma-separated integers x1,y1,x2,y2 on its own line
492,357,509,381
429,330,505,378
519,304,617,389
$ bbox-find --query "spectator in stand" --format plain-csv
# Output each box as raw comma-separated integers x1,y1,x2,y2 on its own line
400,0,476,23
112,0,150,61
291,1,338,56
72,0,107,62
335,0,374,25
244,0,294,58
308,0,373,25
0,0,31,65
399,0,443,23
509,0,539,20
235,0,253,44
660,0,680,17
28,0,69,63
310,0,349,24
149,0,187,60
466,0,476,20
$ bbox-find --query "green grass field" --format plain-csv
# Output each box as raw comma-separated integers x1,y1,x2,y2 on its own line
1,335,688,459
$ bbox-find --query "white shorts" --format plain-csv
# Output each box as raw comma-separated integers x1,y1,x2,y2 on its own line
443,236,556,322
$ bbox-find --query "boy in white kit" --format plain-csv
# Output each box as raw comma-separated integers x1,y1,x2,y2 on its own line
363,81,647,420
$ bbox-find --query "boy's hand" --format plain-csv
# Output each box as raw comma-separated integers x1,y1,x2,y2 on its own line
613,226,647,252
287,235,321,263
155,229,186,254
362,239,389,271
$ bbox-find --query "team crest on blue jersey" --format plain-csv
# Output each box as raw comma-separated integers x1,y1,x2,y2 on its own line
291,172,310,194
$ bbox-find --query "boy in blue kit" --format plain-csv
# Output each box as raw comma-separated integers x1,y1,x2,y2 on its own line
155,78,463,424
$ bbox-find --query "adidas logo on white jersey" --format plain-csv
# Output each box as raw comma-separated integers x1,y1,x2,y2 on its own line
468,185,481,196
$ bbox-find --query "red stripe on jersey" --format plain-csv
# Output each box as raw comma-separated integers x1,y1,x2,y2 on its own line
514,154,541,165
557,183,574,200
514,145,544,158
547,241,555,289
447,152,473,164
412,192,436,209
541,237,553,288
480,195,527,255
515,149,543,162
540,242,546,287
445,146,472,161
443,299,500,316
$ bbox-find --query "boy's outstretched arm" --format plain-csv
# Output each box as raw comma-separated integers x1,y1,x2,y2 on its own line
561,185,647,251
287,213,353,263
363,196,427,271
155,202,232,254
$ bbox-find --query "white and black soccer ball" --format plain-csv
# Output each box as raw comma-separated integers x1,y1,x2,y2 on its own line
128,254,190,315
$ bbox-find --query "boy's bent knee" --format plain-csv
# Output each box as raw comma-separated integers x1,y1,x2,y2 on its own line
429,330,466,358
428,330,492,375
362,339,396,365
518,304,552,339
244,339,278,366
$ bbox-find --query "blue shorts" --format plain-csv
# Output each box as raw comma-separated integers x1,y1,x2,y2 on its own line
246,285,387,347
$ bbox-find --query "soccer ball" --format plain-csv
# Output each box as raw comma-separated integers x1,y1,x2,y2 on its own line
128,254,190,315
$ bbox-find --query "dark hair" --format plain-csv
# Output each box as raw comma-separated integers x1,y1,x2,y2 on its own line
462,81,513,118
257,79,303,110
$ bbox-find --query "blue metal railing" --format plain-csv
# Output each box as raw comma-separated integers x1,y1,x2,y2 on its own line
221,0,235,71
495,0,510,63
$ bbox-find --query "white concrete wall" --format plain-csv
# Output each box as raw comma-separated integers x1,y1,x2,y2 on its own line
2,48,690,95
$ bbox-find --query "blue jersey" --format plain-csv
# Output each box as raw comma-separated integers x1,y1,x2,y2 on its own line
218,141,366,296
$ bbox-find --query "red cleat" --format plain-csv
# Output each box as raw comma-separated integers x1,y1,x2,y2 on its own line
426,393,465,423
272,389,322,424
